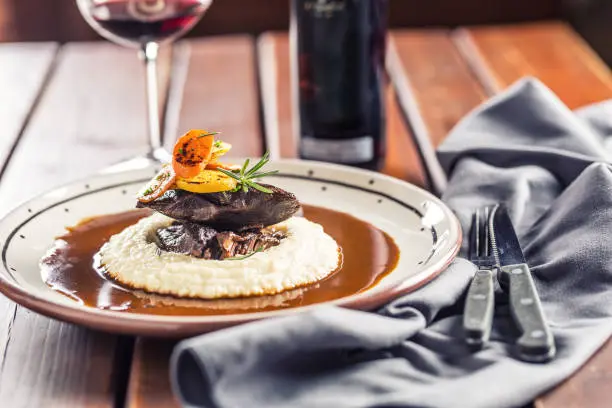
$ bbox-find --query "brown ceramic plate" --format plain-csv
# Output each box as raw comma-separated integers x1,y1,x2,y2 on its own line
0,159,461,337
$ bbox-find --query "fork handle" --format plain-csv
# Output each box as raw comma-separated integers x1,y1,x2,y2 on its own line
463,269,495,347
502,264,555,362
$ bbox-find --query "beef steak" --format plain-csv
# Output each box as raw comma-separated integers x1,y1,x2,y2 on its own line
138,184,300,231
154,222,286,260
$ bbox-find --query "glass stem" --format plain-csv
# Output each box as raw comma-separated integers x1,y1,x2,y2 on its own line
141,42,162,156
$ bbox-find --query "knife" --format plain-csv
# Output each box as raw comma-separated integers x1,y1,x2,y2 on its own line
490,205,556,362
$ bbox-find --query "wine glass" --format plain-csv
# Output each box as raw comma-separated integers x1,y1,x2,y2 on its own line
76,0,213,163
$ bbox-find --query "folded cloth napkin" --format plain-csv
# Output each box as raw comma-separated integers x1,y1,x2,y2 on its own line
170,78,612,408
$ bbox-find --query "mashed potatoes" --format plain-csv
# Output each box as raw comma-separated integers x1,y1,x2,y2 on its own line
98,213,340,299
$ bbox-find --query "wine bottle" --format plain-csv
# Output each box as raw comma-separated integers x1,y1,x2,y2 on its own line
291,0,388,170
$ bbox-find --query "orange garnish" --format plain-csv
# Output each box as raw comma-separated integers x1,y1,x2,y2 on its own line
137,164,176,203
172,130,217,179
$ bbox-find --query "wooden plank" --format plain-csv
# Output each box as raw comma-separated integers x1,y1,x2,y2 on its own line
454,21,612,108
387,30,487,193
0,43,57,185
0,41,173,407
536,338,612,408
126,340,180,408
163,35,262,157
0,41,57,403
257,32,428,187
383,84,428,187
389,31,487,151
257,33,295,159
0,42,172,210
0,310,119,407
127,35,263,408
564,0,612,67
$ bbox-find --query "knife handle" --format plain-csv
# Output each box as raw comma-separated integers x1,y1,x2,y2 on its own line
502,264,556,362
463,269,495,347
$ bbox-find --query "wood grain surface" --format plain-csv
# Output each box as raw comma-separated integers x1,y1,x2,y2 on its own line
126,35,263,408
454,21,612,109
0,43,57,187
163,35,262,157
257,32,428,187
0,42,58,406
126,340,179,408
382,83,429,187
257,33,295,159
0,312,119,408
0,42,172,208
389,31,486,150
387,30,486,193
536,338,612,408
0,41,173,408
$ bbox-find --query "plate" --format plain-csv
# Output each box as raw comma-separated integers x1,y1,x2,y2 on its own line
0,159,461,337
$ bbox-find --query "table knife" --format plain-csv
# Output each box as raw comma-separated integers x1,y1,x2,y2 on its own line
490,205,556,362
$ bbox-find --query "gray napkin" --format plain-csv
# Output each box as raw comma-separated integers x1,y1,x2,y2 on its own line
170,78,612,408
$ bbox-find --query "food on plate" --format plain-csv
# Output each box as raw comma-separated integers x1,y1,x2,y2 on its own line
41,204,399,316
171,130,216,178
40,129,400,315
98,130,340,299
100,213,339,299
139,178,300,230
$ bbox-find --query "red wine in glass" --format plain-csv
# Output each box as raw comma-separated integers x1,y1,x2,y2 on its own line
84,0,211,47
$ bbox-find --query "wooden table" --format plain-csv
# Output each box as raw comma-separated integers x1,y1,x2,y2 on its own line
1,21,611,408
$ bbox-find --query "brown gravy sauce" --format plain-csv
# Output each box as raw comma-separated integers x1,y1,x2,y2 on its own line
41,205,399,316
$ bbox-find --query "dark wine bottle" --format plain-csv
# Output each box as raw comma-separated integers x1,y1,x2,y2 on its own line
291,0,388,170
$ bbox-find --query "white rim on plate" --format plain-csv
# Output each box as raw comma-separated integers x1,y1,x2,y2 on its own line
0,159,461,335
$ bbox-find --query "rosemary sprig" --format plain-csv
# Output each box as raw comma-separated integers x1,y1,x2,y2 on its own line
244,152,270,176
197,131,220,139
216,152,278,193
226,247,264,261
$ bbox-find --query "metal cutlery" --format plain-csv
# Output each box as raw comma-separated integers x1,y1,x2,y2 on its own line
463,205,496,347
490,204,556,362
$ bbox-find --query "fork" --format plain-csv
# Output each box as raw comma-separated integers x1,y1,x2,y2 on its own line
463,206,496,347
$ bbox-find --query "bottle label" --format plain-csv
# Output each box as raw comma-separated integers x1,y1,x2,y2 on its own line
303,0,346,18
300,136,374,163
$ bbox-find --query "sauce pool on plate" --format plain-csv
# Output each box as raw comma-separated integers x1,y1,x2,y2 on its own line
40,205,399,315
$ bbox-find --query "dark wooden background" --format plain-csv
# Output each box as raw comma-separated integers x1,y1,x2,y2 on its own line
0,0,610,64
0,0,558,42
